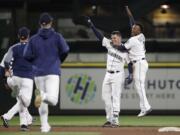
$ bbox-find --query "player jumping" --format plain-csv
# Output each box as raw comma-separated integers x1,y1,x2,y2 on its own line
115,6,152,117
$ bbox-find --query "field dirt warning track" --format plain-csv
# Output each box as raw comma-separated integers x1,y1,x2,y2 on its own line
0,126,180,135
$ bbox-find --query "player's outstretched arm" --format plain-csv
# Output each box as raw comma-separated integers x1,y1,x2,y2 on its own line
84,16,104,41
125,6,135,27
125,62,133,85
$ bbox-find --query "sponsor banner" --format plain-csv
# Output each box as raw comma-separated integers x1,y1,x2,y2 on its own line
60,68,180,110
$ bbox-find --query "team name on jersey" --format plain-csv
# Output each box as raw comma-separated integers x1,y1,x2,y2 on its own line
108,50,123,61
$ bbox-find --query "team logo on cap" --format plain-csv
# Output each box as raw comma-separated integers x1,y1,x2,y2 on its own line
66,74,96,104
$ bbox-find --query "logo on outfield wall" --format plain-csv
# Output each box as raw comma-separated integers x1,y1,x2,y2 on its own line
65,74,97,104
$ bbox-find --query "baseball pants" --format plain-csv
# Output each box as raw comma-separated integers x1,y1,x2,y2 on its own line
4,76,33,125
133,60,151,111
102,71,124,122
34,75,60,130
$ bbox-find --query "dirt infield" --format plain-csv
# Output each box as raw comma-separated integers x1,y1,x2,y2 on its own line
0,126,180,135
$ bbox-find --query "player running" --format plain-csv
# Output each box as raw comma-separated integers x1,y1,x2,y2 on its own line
0,27,34,131
85,16,133,127
23,13,69,132
115,6,152,117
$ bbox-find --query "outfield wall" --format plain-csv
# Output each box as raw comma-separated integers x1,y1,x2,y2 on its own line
60,63,180,111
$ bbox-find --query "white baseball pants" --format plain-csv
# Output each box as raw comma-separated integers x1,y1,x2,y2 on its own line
133,60,151,111
34,75,60,130
102,71,124,122
4,76,33,125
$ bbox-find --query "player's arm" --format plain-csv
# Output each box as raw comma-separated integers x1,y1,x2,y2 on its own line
0,53,7,78
116,45,128,52
116,37,133,52
125,62,133,85
84,16,104,41
57,34,70,63
0,66,5,78
125,6,135,28
4,47,13,69
125,53,133,85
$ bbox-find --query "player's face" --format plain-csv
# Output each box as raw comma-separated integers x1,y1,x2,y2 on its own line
111,34,122,46
131,25,141,36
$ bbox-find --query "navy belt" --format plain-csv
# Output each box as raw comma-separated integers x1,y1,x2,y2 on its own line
132,58,146,63
107,70,120,74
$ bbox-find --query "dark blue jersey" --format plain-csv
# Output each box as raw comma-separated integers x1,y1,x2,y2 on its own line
5,42,34,79
23,28,69,76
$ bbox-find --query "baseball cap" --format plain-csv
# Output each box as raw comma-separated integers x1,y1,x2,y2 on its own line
39,12,53,25
18,27,30,40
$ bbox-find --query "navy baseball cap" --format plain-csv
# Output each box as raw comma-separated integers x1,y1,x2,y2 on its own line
39,12,53,25
18,27,30,40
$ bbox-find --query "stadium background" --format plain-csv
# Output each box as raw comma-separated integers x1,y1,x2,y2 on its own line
0,0,180,134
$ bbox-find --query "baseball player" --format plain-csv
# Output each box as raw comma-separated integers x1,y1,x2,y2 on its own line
1,27,34,131
115,6,152,117
23,13,69,132
85,16,133,127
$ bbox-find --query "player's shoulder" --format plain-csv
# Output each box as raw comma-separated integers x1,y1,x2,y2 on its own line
102,37,111,44
10,42,21,49
28,34,38,43
54,32,64,40
103,37,110,41
128,34,144,42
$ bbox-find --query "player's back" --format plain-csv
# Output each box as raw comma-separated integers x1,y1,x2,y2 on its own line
26,28,68,76
12,43,33,79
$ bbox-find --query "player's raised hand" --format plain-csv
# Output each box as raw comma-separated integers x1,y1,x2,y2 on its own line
84,16,93,27
125,6,133,17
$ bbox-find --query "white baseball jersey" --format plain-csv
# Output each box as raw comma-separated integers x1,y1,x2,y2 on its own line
102,37,129,71
124,33,146,61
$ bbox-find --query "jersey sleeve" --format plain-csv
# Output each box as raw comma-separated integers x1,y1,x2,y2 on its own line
57,33,70,54
124,38,134,50
4,47,13,65
102,37,111,48
0,53,7,67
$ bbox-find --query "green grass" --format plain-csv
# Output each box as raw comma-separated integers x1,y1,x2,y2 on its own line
8,115,180,127
1,116,180,135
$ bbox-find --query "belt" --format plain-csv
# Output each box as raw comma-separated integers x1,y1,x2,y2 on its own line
132,58,146,63
107,70,120,74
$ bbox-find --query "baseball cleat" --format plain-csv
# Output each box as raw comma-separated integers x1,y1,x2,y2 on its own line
102,121,112,127
20,125,29,131
137,108,152,117
41,125,51,133
1,116,9,128
111,123,119,128
34,89,42,108
28,117,36,126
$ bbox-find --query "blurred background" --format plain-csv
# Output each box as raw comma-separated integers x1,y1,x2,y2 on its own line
0,0,180,115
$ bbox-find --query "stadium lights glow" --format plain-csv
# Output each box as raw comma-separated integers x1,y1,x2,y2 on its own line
161,4,169,9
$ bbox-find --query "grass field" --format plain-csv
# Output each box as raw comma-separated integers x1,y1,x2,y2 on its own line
0,115,180,135
7,115,180,127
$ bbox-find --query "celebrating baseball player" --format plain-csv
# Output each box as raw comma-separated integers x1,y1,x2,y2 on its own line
1,27,34,131
115,6,152,117
23,13,69,132
85,16,133,127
